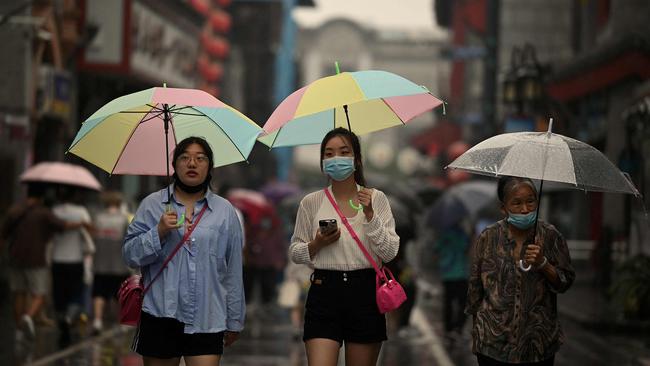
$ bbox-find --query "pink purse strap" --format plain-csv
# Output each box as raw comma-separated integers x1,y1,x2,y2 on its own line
323,188,386,281
143,203,209,294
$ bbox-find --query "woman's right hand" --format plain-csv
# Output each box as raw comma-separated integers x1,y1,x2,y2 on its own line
157,211,178,239
308,228,340,258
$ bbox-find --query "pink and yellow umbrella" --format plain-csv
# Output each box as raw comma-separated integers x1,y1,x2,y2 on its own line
67,86,262,202
259,69,444,147
68,87,261,176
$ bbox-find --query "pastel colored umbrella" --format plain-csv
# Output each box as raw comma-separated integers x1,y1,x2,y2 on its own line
67,87,262,200
20,161,102,191
258,69,444,147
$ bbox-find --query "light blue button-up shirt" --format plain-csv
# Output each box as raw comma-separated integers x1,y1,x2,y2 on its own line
123,186,245,334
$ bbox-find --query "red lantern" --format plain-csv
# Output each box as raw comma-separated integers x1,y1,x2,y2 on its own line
209,9,232,33
189,0,210,16
201,33,230,59
197,55,224,82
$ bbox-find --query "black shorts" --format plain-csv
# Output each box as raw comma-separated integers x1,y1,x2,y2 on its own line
303,268,387,344
133,311,224,358
92,274,128,300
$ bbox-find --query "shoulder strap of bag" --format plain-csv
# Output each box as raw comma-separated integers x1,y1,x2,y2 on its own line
323,188,385,280
143,203,209,294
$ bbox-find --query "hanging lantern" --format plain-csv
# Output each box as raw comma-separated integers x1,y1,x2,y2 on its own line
209,9,232,33
189,0,210,16
201,32,230,59
197,54,224,82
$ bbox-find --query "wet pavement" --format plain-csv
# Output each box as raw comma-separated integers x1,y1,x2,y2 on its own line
20,303,444,366
16,237,650,366
22,275,650,366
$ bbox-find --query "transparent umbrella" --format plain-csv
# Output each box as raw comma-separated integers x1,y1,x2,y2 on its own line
447,119,641,270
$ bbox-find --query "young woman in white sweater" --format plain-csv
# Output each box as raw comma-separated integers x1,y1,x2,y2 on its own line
289,128,399,366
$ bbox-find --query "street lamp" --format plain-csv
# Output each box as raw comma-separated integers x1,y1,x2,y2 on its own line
518,44,543,103
502,43,543,113
503,46,523,106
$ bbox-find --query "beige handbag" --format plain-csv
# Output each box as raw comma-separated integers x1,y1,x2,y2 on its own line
277,280,301,308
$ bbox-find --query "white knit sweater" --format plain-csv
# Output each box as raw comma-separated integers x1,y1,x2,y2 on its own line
289,187,400,271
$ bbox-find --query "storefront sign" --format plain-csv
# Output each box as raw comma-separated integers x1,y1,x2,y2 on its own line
130,2,199,88
36,66,72,121
82,0,127,69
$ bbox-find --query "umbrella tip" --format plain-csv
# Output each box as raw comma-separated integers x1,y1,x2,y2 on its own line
334,61,341,75
547,118,553,134
163,82,167,88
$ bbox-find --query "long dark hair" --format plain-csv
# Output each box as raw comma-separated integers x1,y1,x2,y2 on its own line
319,127,366,186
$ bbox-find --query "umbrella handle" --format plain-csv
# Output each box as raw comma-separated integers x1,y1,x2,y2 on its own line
166,204,186,227
518,259,532,272
177,213,185,227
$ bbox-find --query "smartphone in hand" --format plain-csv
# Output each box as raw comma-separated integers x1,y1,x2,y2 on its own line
319,219,338,235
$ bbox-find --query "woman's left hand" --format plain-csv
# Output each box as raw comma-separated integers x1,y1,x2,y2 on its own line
524,240,545,267
358,188,374,221
224,331,240,347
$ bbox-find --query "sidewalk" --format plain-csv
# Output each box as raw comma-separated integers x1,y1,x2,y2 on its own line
557,262,650,333
413,247,650,366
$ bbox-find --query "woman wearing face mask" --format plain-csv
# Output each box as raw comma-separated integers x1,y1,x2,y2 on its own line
123,136,245,366
466,176,575,366
289,127,399,366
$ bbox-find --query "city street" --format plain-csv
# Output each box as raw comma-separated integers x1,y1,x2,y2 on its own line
19,273,650,366
22,302,443,366
2,1,650,366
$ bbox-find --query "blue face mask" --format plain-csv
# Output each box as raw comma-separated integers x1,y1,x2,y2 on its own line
507,211,537,230
323,156,355,181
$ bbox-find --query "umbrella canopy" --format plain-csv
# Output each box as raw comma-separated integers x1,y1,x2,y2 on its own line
20,162,102,191
258,70,444,147
447,121,639,196
67,87,262,176
260,181,301,205
427,180,497,228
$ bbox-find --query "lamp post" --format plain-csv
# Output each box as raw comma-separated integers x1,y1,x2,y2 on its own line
503,44,543,114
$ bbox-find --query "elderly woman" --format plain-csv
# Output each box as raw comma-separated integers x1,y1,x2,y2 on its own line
466,176,575,366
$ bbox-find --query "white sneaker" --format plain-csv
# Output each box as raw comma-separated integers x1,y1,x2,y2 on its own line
92,319,103,335
21,314,35,339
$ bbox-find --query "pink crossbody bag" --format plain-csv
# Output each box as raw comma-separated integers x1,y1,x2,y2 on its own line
118,204,208,326
324,189,406,314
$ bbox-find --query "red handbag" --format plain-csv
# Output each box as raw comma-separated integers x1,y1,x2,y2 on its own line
324,189,406,314
118,205,208,326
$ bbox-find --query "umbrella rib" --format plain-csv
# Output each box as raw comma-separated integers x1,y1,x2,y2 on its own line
168,106,205,116
203,109,249,163
269,128,281,149
68,107,161,154
139,111,166,124
171,111,205,117
109,105,163,174
109,116,149,175
168,105,193,113
147,104,163,112
380,98,406,125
